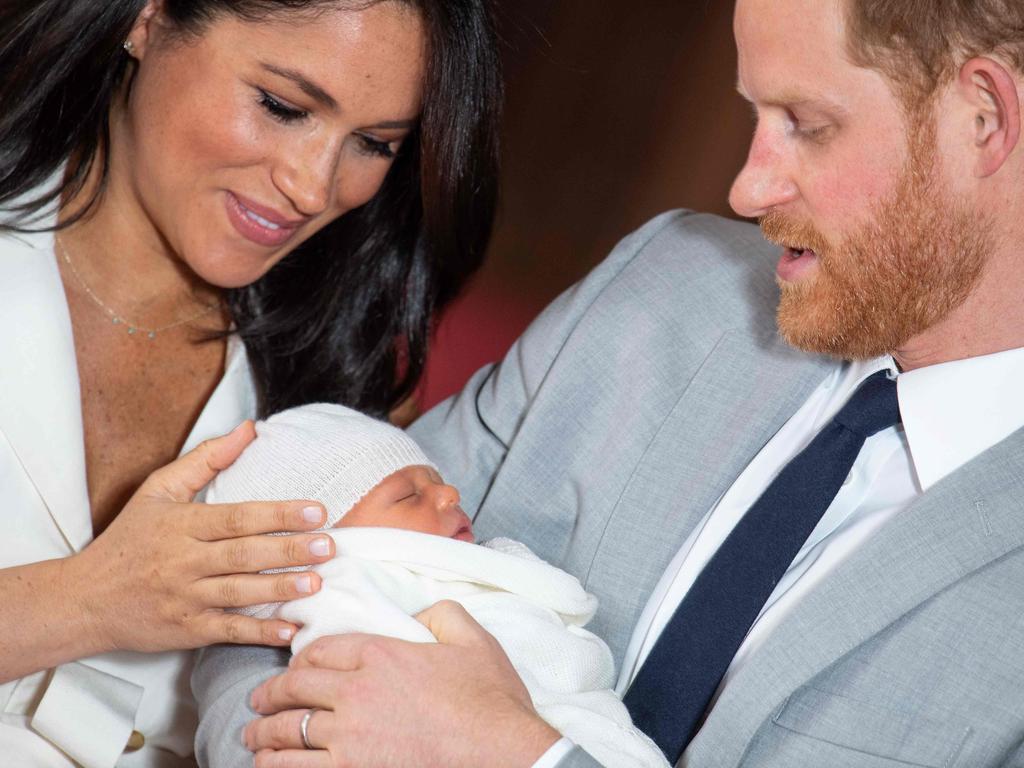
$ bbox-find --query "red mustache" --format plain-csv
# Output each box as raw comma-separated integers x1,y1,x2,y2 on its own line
760,210,833,257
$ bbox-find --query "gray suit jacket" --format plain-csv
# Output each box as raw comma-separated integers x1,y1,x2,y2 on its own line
193,211,1024,768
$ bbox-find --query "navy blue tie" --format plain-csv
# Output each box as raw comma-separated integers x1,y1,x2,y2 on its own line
623,370,900,763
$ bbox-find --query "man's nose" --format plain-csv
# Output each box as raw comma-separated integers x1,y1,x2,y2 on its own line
728,130,798,219
272,137,338,217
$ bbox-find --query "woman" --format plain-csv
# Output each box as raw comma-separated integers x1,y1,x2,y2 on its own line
0,0,500,764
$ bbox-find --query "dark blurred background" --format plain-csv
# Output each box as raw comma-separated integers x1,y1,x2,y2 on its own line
420,0,754,408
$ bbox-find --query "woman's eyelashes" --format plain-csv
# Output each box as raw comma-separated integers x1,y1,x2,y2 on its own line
258,89,307,123
257,89,398,159
355,134,397,159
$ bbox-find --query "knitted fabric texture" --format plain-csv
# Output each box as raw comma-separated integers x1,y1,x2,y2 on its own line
206,402,437,529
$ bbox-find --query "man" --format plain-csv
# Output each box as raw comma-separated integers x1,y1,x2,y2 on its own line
193,0,1024,765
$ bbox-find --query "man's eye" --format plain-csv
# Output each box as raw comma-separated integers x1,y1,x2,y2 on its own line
257,89,308,124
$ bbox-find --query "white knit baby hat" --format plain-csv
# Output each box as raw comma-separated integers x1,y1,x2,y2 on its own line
206,403,437,528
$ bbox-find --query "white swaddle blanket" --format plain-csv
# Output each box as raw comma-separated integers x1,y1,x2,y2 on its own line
254,527,668,768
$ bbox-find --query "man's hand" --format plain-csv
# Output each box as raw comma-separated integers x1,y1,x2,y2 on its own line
245,600,562,768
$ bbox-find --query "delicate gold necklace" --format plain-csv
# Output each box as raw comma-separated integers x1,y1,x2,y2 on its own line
55,235,222,340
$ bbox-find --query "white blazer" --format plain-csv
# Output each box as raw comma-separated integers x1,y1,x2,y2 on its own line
0,215,257,767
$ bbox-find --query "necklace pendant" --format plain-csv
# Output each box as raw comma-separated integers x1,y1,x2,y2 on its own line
127,327,136,335
112,317,122,325
147,331,157,340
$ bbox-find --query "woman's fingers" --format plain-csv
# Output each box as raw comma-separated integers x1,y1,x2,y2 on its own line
195,502,327,541
199,571,323,607
193,611,300,648
245,707,332,752
141,421,256,502
202,532,335,575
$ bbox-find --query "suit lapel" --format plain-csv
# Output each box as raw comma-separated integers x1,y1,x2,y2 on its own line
688,426,1024,767
0,225,92,552
585,329,833,660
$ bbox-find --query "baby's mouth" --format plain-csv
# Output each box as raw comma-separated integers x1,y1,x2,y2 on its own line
450,506,475,543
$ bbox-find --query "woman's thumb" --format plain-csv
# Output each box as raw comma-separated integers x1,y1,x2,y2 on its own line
143,420,257,502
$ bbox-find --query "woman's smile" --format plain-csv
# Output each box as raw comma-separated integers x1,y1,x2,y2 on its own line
225,191,305,248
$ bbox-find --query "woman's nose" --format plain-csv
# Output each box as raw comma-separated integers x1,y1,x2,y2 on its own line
728,130,798,219
272,138,338,217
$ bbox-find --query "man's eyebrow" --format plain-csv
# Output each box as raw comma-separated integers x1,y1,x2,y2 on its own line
260,62,337,110
736,84,847,114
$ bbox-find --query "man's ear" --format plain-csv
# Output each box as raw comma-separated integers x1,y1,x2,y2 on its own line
124,0,166,60
956,57,1021,178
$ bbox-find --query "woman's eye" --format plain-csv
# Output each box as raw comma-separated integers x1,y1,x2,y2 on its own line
356,134,397,159
258,89,308,124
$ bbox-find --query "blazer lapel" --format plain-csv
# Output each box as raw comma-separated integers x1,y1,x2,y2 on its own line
585,329,833,660
688,426,1024,767
0,226,92,552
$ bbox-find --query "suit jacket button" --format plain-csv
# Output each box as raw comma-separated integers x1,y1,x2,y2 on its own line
125,730,145,752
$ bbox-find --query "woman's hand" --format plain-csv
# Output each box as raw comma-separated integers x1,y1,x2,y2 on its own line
244,600,561,768
66,420,337,655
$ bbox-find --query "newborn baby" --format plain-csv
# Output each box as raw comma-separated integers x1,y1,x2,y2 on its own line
207,403,667,768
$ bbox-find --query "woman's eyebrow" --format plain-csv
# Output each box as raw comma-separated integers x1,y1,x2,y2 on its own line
260,62,337,111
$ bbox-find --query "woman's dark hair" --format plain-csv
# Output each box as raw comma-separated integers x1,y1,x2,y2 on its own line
0,0,501,418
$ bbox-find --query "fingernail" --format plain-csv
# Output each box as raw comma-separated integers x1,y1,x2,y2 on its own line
302,505,324,524
309,537,330,557
296,574,313,594
278,627,294,641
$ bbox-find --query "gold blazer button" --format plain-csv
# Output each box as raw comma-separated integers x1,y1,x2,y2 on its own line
125,730,145,752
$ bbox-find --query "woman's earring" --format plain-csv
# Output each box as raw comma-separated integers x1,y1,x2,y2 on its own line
123,40,135,56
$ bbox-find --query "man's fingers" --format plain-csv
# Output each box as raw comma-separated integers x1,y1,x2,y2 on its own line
289,633,393,672
143,421,256,502
251,668,345,714
196,502,327,541
195,612,299,647
415,599,490,644
253,749,332,768
199,571,323,608
244,708,332,752
203,532,334,575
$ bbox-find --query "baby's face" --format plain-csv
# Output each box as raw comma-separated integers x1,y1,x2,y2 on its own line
334,465,474,542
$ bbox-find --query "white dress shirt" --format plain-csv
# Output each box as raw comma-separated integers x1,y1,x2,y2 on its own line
534,346,1024,767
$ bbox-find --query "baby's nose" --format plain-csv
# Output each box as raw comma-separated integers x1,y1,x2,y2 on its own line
433,482,461,508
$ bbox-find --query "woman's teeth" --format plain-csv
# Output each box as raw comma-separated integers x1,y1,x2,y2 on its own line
244,209,282,231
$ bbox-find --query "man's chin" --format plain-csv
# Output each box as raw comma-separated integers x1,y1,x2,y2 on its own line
776,284,890,361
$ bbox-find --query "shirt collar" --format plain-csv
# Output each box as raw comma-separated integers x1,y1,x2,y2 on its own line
898,347,1024,492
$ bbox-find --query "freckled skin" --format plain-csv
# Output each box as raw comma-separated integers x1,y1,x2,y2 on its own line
66,3,426,534
121,4,426,288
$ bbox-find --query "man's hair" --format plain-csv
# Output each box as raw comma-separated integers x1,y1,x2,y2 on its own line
845,0,1024,103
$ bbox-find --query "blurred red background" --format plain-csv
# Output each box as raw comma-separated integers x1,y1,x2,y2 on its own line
420,0,754,409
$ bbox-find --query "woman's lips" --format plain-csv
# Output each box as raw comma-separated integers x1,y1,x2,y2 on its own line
777,246,819,283
225,191,302,248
